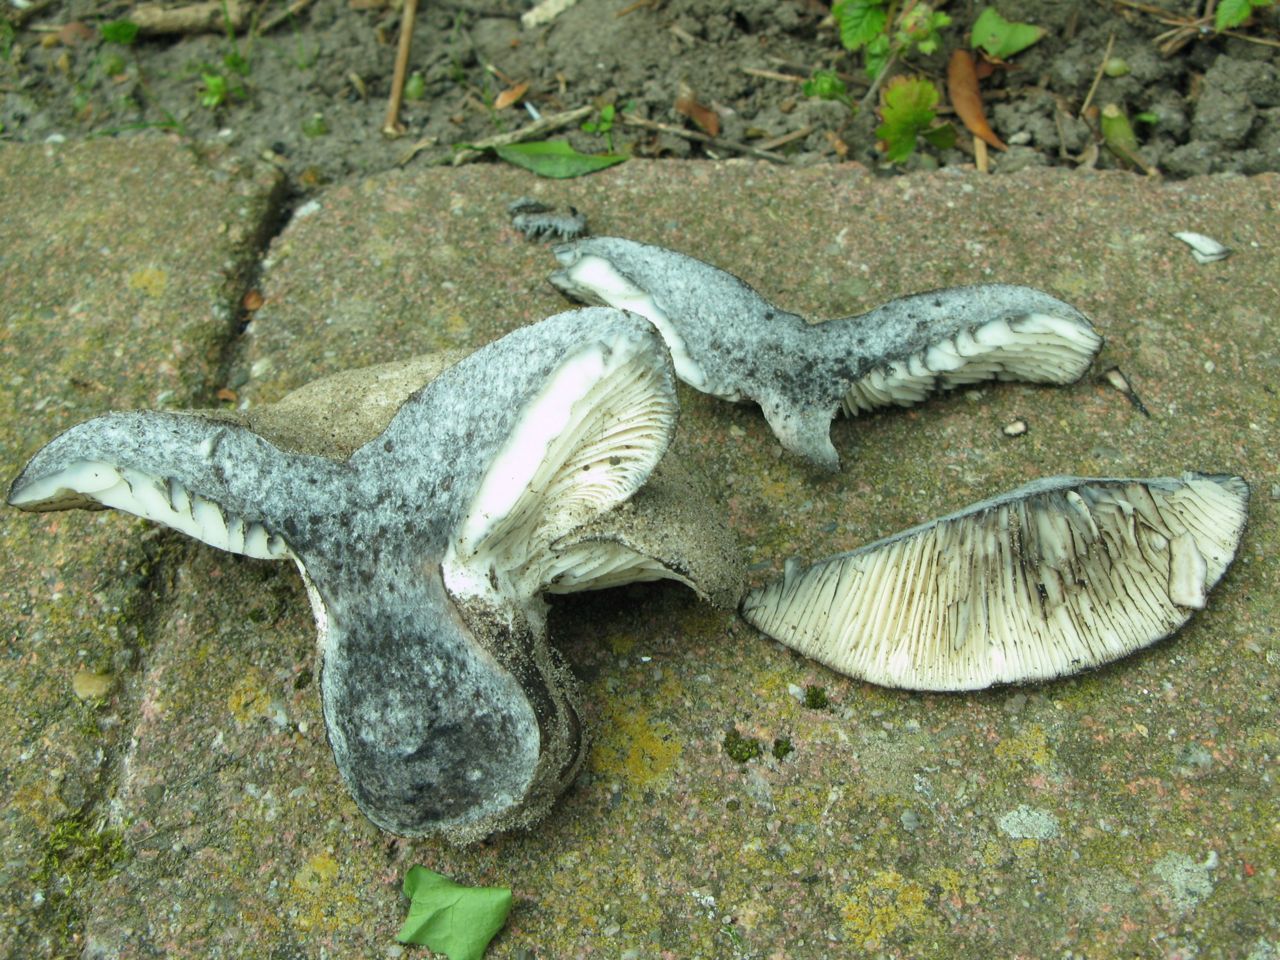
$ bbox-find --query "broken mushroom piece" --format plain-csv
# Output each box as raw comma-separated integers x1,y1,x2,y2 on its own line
8,308,742,842
549,237,1103,471
742,474,1248,691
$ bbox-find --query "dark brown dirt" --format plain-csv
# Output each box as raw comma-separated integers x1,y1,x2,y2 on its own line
2,1,1278,186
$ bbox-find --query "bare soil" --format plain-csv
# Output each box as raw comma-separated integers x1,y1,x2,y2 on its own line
2,0,1278,188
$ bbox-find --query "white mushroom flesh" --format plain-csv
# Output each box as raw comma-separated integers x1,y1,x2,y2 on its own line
842,313,1103,415
445,331,678,604
741,475,1248,691
554,253,712,392
8,459,293,560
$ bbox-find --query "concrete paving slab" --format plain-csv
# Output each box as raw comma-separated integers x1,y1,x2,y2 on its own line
0,140,283,957
10,157,1279,959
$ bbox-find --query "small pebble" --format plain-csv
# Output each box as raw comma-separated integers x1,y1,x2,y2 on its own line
1002,418,1028,437
72,669,113,700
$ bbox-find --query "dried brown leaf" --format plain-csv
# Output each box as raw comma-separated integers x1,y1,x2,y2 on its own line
675,83,720,137
947,49,1007,152
493,81,530,111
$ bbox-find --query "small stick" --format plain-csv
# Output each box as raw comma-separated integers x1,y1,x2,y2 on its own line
755,126,813,151
740,67,805,84
615,0,655,16
1079,31,1115,117
619,114,789,164
399,105,593,166
383,0,419,137
129,0,247,35
974,135,989,173
258,0,317,35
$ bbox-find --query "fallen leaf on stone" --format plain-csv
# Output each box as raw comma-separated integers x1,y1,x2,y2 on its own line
397,866,512,960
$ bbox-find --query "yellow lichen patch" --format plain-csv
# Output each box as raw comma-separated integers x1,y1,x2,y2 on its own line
590,697,682,790
838,868,938,948
127,266,168,298
287,851,364,933
226,667,271,724
994,722,1053,769
11,780,71,832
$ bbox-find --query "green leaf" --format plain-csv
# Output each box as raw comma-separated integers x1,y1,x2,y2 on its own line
1215,0,1272,30
875,75,939,163
397,866,512,960
970,7,1046,59
802,69,852,107
863,32,892,79
922,122,957,149
100,20,140,45
832,0,888,51
491,140,627,178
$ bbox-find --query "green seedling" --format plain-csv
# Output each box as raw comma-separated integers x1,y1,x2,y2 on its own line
404,70,427,102
100,20,140,46
969,7,1045,60
199,71,230,108
1216,0,1275,30
830,0,951,80
582,102,628,152
195,0,252,109
301,112,328,137
802,69,853,108
875,75,954,162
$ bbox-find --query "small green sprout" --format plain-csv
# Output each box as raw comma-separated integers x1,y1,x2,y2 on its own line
199,72,229,108
802,69,853,108
772,736,794,760
301,113,328,137
100,20,140,45
830,0,950,80
583,101,630,152
404,70,427,102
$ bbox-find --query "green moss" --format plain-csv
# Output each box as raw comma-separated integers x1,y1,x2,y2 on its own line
723,728,763,763
803,684,829,710
31,812,131,957
772,736,794,760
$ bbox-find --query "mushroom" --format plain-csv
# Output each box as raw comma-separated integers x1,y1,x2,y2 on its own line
741,474,1249,691
7,307,743,841
549,237,1103,471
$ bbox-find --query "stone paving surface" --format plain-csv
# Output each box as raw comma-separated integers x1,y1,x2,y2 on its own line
2,146,1277,959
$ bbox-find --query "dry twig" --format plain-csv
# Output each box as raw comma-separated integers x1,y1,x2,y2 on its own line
619,114,790,163
383,0,419,136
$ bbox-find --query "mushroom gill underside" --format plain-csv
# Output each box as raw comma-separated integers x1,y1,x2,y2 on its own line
742,474,1249,691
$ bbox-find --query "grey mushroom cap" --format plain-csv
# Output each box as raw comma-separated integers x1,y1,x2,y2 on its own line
550,236,1103,471
742,474,1249,691
8,307,743,842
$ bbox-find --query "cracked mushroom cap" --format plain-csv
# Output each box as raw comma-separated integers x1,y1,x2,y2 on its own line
8,308,741,840
549,236,1102,471
742,474,1249,691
